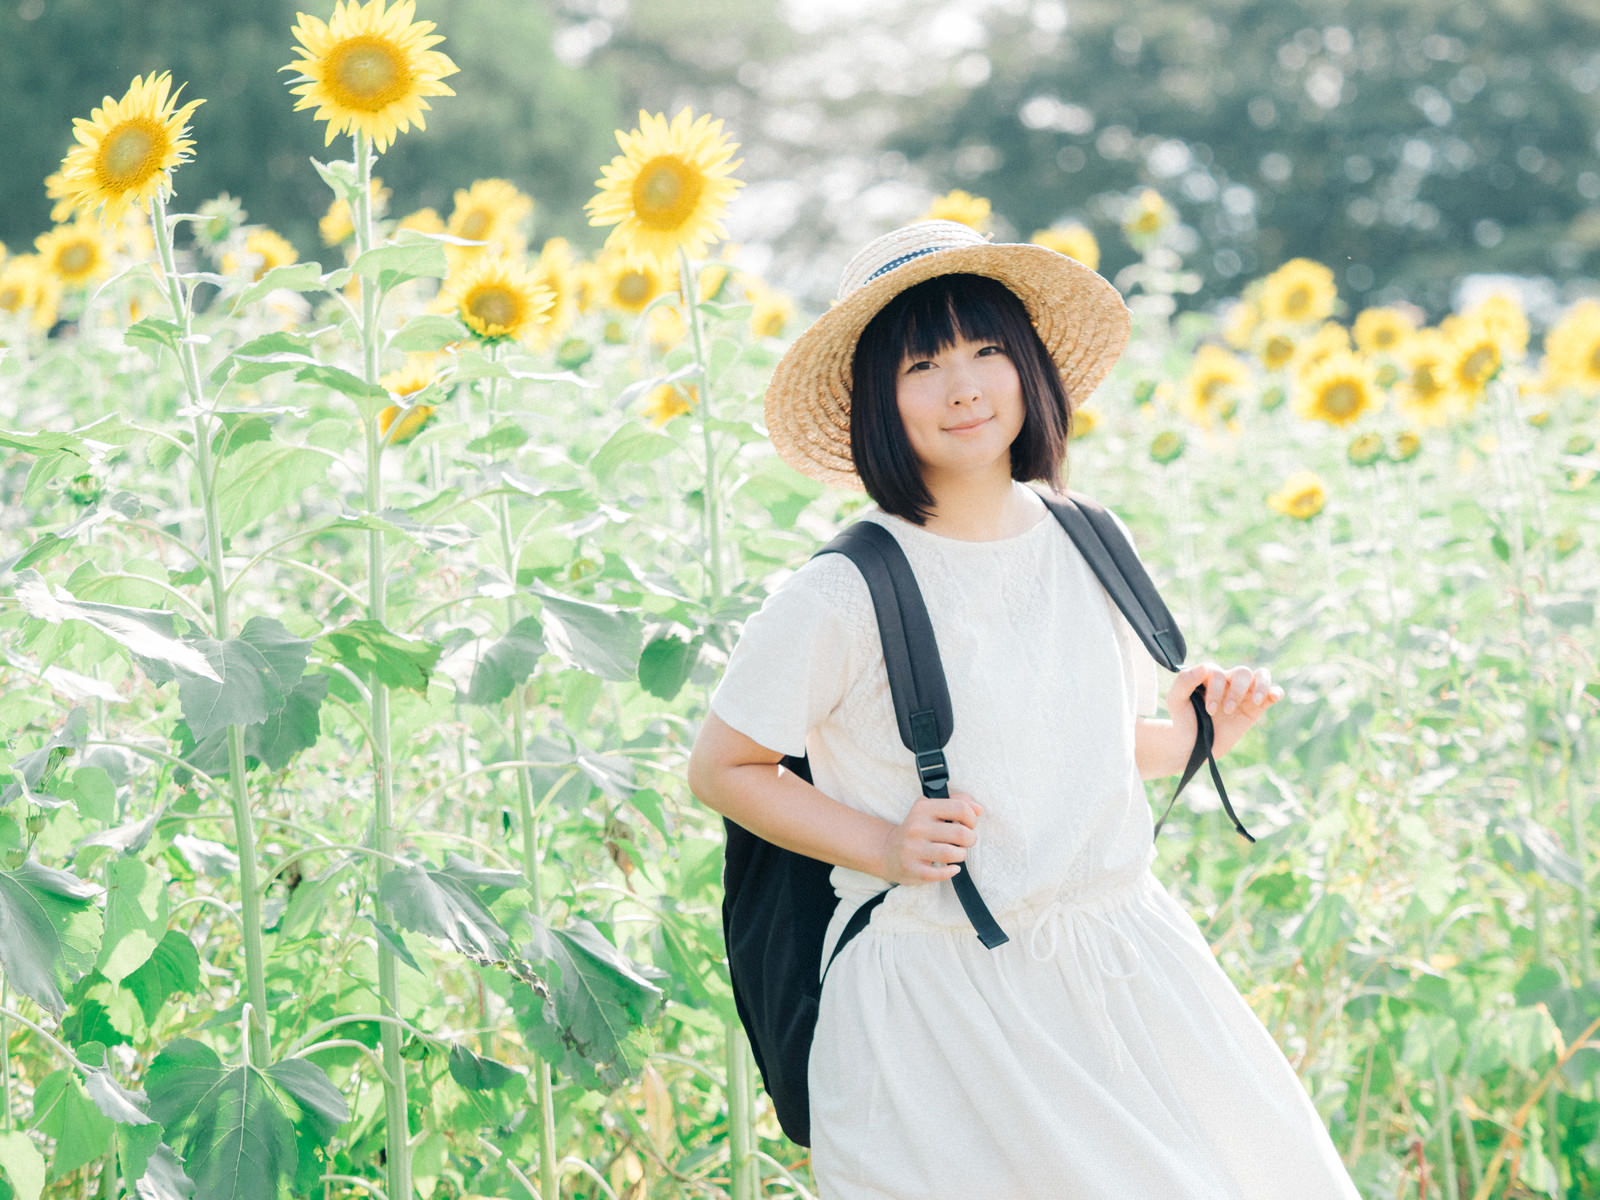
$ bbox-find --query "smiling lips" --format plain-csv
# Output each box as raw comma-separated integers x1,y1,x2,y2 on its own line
943,416,992,432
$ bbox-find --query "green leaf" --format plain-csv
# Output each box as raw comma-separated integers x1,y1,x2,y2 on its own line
0,1131,45,1200
318,620,441,695
353,240,449,290
293,364,389,417
0,861,102,1015
123,318,183,357
534,587,643,682
0,429,87,457
388,313,465,353
146,1041,346,1200
213,443,326,537
1490,816,1583,888
1295,891,1356,956
516,919,664,1092
232,261,328,310
462,617,545,705
638,635,698,701
207,332,315,386
97,856,166,984
464,419,530,456
123,930,202,1025
1,707,87,807
377,861,519,969
447,1045,519,1092
589,422,677,482
14,571,218,682
178,618,311,742
81,1066,155,1127
32,1069,114,1177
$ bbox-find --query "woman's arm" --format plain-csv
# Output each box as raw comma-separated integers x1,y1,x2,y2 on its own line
1134,661,1283,780
688,712,983,886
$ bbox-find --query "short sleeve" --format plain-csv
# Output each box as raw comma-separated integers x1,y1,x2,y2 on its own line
710,558,865,758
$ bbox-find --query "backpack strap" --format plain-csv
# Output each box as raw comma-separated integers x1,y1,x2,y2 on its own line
1040,493,1255,844
818,522,1010,949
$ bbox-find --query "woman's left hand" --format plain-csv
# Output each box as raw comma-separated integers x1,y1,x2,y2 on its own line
1165,663,1283,759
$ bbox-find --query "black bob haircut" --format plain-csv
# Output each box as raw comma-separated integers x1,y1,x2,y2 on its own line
848,273,1072,525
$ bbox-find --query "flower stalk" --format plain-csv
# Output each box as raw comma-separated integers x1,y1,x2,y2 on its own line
680,248,724,603
350,130,413,1200
151,189,272,1068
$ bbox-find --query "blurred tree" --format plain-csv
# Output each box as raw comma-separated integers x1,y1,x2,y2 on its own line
1,0,625,258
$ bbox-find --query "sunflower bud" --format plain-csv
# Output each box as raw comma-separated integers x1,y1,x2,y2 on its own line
1346,432,1385,467
1149,430,1185,464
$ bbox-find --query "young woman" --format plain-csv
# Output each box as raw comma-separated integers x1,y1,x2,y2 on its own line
688,221,1360,1198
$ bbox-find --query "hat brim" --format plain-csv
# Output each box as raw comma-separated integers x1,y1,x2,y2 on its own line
765,242,1131,489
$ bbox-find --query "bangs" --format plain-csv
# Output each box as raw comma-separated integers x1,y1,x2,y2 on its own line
883,274,1018,362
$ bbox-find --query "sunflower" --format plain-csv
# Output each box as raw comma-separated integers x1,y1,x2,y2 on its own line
1445,332,1501,405
36,218,114,288
1260,258,1337,326
0,256,59,331
529,237,578,341
1544,299,1600,392
43,170,76,223
1392,431,1423,462
396,206,445,236
1122,189,1172,240
57,72,204,226
377,402,434,445
1450,292,1528,361
439,255,554,344
223,227,299,281
744,276,794,340
285,0,458,153
587,108,743,268
1070,406,1098,439
643,381,694,426
381,352,443,398
925,189,991,232
1292,351,1381,427
1149,430,1186,465
1267,471,1327,520
1352,306,1416,357
1291,321,1352,377
1180,344,1251,427
1030,224,1099,271
1346,432,1385,467
447,178,534,263
596,250,671,316
1221,300,1259,351
1393,331,1457,426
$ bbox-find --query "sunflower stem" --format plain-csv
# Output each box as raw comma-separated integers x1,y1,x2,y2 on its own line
680,248,724,603
150,189,272,1068
352,130,414,1200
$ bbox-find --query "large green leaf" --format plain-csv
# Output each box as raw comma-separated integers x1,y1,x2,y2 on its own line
212,444,327,538
377,859,524,971
534,587,643,682
0,1130,46,1200
462,617,545,705
31,1069,114,1177
177,618,311,743
97,855,167,985
123,930,202,1025
515,919,664,1092
145,1040,347,1200
353,239,449,290
0,861,101,1015
14,572,217,683
318,620,441,695
0,708,86,807
588,422,678,482
638,634,698,701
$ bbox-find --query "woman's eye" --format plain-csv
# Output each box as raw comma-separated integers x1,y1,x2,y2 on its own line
903,360,934,373
976,344,1004,357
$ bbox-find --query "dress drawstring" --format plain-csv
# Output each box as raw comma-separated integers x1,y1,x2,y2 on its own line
1028,893,1143,1072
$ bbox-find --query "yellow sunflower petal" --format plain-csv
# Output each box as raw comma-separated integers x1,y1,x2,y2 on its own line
57,72,205,227
285,0,459,153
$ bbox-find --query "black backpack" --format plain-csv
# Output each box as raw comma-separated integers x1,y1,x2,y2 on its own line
719,492,1254,1147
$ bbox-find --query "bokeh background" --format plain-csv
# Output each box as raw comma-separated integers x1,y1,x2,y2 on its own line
7,0,1600,315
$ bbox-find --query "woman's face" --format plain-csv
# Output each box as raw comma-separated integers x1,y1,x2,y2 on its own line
894,333,1025,484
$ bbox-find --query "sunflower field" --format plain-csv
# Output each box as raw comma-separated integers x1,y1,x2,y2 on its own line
1,4,1598,1199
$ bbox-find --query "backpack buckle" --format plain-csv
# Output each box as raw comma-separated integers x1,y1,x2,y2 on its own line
914,748,949,795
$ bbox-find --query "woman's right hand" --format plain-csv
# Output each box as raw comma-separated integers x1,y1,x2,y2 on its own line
880,791,983,884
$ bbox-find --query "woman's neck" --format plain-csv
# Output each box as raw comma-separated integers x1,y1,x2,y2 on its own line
917,473,1039,541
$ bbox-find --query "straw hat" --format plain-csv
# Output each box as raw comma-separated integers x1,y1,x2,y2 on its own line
765,220,1131,488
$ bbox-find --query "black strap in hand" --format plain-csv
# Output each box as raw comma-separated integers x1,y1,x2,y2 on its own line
1152,689,1256,843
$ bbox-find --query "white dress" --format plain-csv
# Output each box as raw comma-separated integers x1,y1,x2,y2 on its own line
711,482,1360,1200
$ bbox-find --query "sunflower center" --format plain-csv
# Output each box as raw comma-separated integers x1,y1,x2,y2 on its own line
57,243,97,276
632,157,704,231
1588,344,1600,376
1289,491,1320,518
615,271,653,306
467,285,519,330
1322,382,1361,417
97,120,166,189
1413,364,1441,397
328,37,410,111
1284,286,1311,319
1263,335,1294,368
0,283,22,311
1462,345,1497,385
458,209,492,241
